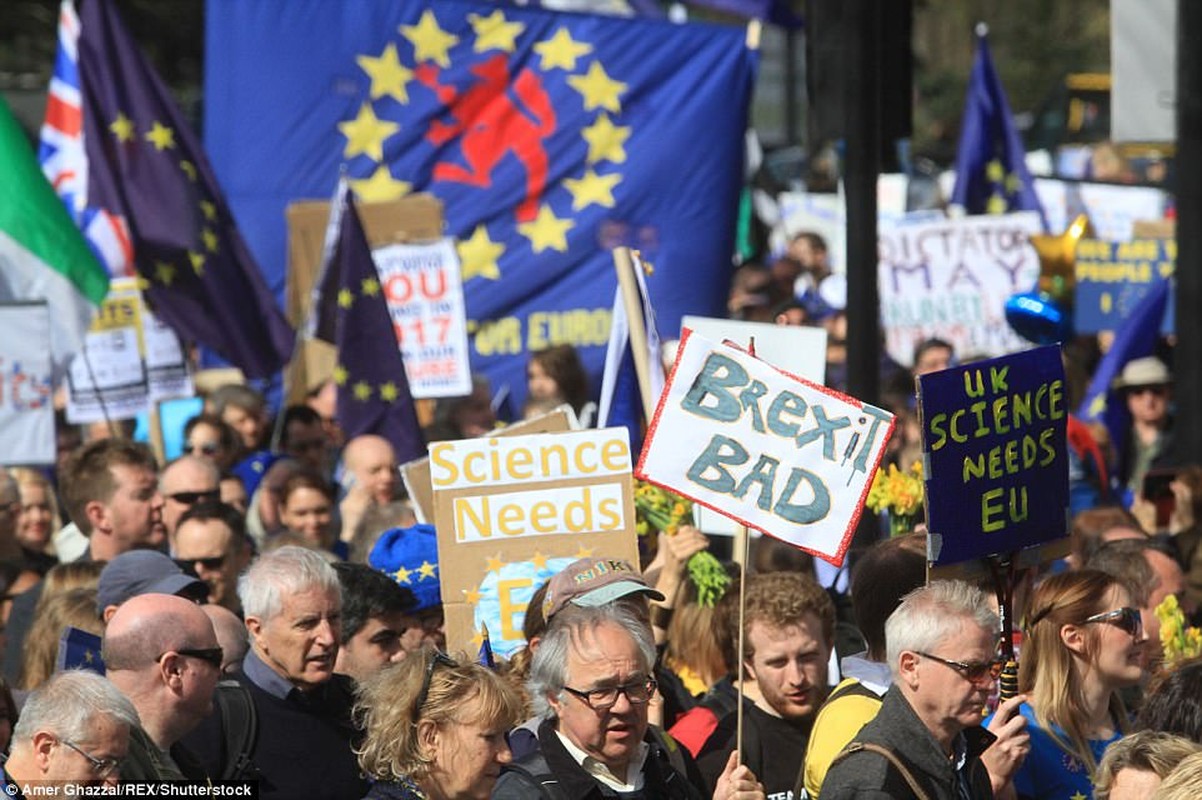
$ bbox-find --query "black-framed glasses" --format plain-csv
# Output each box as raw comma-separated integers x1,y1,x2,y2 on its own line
414,650,458,719
185,555,227,571
1081,607,1143,639
563,677,658,711
915,651,1004,684
60,738,123,778
157,647,224,670
183,442,220,456
166,489,221,505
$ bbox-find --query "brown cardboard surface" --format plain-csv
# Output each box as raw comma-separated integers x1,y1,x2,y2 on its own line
1131,219,1175,239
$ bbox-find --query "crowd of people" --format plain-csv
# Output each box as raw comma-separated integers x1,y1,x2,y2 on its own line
0,227,1194,799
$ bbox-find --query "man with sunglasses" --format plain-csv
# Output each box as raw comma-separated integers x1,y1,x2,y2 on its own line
2,670,138,792
823,580,1019,800
494,602,765,800
175,501,254,614
1113,356,1176,500
102,593,223,781
159,455,221,551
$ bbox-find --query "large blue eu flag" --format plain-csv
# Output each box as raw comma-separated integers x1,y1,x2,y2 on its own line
204,0,758,407
75,0,294,378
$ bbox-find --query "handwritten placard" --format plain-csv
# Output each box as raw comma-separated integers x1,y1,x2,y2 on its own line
636,328,894,567
919,346,1069,566
0,304,55,464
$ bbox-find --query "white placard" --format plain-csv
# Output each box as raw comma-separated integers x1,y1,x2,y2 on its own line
373,238,472,399
680,316,827,384
878,212,1042,368
637,329,894,567
0,304,55,464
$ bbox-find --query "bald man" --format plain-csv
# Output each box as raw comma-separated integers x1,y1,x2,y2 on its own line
203,604,249,676
102,594,223,781
160,456,221,550
339,435,398,543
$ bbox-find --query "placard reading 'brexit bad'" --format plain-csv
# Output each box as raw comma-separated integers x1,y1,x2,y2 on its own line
920,345,1069,566
429,427,638,656
637,328,894,567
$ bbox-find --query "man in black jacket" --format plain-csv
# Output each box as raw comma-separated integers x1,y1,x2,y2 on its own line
822,580,1023,800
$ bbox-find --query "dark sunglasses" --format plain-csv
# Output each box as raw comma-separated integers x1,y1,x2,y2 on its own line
414,650,457,719
183,442,220,456
187,555,226,571
167,489,221,505
157,647,224,670
915,651,1004,683
1081,607,1143,638
1127,384,1168,397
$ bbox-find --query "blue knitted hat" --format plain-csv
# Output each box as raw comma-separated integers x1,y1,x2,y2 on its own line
369,524,442,612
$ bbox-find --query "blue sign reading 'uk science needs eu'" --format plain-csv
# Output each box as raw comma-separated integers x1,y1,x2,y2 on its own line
919,345,1068,566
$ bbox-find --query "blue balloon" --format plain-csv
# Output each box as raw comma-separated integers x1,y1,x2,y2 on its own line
1005,290,1072,345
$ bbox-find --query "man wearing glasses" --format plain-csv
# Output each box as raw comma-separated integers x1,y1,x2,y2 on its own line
102,593,223,781
2,670,138,791
822,580,1022,800
159,455,221,551
494,602,765,800
174,501,254,614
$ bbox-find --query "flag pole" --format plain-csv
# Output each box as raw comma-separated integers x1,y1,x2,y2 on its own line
612,247,655,420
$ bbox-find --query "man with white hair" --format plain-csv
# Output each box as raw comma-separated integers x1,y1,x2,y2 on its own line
822,580,1021,800
102,593,223,780
183,546,364,800
2,670,139,791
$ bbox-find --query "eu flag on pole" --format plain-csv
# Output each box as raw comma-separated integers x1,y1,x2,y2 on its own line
950,24,1046,229
72,0,293,378
203,0,757,410
319,188,426,464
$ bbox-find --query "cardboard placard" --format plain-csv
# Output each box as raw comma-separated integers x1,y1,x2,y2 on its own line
430,427,639,656
680,315,827,383
1074,238,1175,334
0,304,55,464
636,328,894,567
400,406,577,524
919,346,1069,566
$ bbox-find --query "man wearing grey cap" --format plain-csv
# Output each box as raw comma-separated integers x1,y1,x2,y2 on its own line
541,556,666,620
96,549,209,622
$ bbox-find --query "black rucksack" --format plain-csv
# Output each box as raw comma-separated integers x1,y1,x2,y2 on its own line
214,680,258,780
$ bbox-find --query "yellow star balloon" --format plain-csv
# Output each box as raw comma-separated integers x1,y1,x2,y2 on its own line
568,61,626,113
357,44,414,103
1030,213,1088,304
469,11,524,53
338,103,399,162
518,205,574,254
582,114,630,165
401,10,459,67
533,27,592,71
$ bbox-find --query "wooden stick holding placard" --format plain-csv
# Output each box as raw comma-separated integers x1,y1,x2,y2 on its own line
612,247,655,420
732,337,758,770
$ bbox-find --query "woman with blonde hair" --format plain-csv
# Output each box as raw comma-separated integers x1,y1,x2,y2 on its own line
355,648,522,800
1011,569,1147,799
18,587,105,690
7,468,61,573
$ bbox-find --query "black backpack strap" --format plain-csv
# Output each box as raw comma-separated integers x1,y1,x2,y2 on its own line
829,742,932,800
502,752,569,800
214,680,258,781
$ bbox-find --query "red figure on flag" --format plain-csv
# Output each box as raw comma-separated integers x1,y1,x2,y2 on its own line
416,55,555,223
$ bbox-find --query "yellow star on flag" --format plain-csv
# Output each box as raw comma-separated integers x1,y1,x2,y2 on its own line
188,251,205,276
353,381,373,401
350,165,412,203
1069,793,1087,800
400,10,459,67
338,288,354,309
568,61,626,113
394,566,412,584
1088,394,1106,416
986,194,1007,214
418,560,438,580
986,159,1005,182
534,27,593,71
154,261,176,286
109,113,135,143
180,160,197,181
457,225,505,281
357,43,415,103
145,121,175,151
338,103,399,162
202,228,219,253
83,650,94,664
380,382,399,402
564,169,621,211
485,554,506,574
469,11,524,53
333,365,349,386
464,586,482,605
582,114,630,165
518,205,574,254
200,200,217,221
361,277,381,297
531,552,549,571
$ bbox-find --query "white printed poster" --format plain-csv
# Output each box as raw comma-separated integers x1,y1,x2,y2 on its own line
0,304,55,464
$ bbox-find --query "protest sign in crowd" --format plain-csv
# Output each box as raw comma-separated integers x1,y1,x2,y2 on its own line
0,1,1195,799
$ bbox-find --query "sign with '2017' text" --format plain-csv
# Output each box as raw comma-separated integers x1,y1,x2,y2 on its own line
637,329,894,567
919,345,1068,566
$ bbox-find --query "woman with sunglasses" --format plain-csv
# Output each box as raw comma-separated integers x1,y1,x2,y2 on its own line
355,648,522,800
1010,569,1147,800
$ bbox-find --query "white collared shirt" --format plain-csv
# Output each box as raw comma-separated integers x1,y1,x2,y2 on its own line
554,729,649,792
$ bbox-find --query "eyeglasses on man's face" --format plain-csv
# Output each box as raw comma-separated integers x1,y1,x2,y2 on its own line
166,489,221,506
563,677,658,711
183,442,221,457
915,651,1004,684
156,647,225,670
59,738,123,778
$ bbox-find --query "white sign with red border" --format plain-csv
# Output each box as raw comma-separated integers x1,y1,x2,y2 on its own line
636,328,895,566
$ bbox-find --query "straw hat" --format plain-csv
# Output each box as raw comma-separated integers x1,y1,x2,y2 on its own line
1112,356,1172,390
